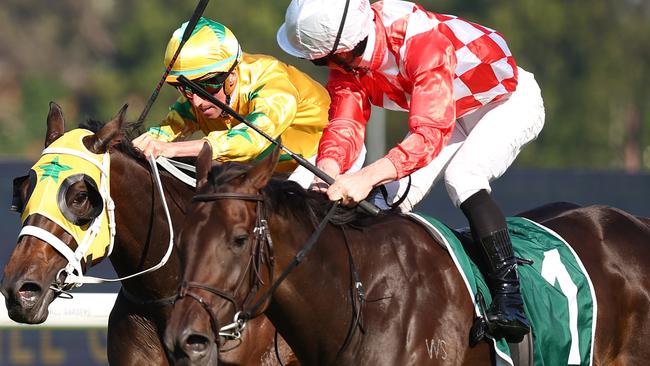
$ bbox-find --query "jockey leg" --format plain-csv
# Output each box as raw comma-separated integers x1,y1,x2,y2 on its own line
460,189,530,343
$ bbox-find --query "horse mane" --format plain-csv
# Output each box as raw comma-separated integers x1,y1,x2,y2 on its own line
79,118,146,163
207,163,383,228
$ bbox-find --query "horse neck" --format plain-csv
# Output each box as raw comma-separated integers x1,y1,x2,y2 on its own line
108,152,191,298
265,209,355,363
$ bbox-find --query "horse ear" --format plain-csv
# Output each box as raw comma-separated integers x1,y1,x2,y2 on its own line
87,104,127,154
45,102,65,147
196,141,214,187
246,142,280,190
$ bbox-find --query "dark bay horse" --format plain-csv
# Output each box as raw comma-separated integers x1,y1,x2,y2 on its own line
165,142,650,365
1,103,296,365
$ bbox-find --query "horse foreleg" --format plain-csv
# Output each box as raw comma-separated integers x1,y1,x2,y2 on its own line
107,296,170,366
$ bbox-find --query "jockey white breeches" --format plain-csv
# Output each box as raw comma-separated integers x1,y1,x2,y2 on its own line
288,145,367,189
374,67,545,211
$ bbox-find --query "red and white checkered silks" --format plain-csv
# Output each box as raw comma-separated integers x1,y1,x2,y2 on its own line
318,0,519,178
434,12,518,113
364,0,518,115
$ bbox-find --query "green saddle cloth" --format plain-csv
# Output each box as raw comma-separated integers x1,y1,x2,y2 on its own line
406,213,596,366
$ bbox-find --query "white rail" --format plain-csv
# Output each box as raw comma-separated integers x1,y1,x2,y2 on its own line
0,293,117,328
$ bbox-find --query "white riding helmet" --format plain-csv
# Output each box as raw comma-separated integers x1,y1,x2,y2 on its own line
277,0,373,60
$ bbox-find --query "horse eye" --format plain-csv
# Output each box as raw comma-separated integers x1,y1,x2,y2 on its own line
73,191,88,205
233,234,248,246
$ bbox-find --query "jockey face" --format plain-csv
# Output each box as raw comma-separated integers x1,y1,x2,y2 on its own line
311,37,368,75
186,86,226,120
177,72,236,120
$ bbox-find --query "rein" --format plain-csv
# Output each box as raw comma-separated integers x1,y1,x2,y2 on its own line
179,192,273,341
66,154,176,284
239,202,339,321
176,191,341,343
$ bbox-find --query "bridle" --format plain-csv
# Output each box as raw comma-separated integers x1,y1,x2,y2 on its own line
176,188,367,365
177,191,276,343
18,149,178,298
175,190,341,343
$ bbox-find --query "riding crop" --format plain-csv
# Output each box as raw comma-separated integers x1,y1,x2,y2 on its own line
134,0,210,128
177,75,381,216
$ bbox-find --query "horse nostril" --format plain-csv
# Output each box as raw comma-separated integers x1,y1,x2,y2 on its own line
18,282,42,303
184,333,210,353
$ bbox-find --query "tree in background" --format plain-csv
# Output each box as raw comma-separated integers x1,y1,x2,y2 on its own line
1,0,648,172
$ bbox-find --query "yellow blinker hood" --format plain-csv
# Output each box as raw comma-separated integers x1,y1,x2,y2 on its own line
20,129,113,269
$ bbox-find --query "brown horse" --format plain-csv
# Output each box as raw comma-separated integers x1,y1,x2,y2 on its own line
165,142,650,365
1,103,296,366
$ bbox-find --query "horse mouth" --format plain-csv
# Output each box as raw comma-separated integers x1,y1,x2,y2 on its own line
165,331,220,366
165,299,222,366
4,281,56,324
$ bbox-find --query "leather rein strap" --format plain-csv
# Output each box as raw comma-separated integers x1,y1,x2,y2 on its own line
178,191,340,342
180,192,268,343
240,201,340,321
193,192,264,202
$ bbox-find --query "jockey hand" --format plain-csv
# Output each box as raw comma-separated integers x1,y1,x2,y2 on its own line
310,158,341,193
321,158,399,208
327,170,375,207
133,135,208,159
132,133,171,159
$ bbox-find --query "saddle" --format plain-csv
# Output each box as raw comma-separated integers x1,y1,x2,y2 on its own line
411,220,534,366
403,212,597,366
453,227,534,366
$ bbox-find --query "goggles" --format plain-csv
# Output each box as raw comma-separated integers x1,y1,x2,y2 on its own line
173,51,240,99
176,74,228,98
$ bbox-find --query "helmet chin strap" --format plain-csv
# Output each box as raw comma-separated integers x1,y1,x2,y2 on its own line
219,48,240,118
220,73,237,118
309,0,359,74
329,0,351,56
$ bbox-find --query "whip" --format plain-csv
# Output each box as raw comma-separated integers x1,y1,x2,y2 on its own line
178,75,381,216
134,0,210,128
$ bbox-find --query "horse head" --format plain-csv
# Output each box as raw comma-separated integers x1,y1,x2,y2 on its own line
164,142,280,365
1,102,125,323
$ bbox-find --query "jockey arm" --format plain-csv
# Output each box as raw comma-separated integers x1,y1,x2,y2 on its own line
151,99,201,142
132,76,300,162
203,77,299,161
316,68,372,175
318,31,458,204
131,98,202,157
385,31,457,179
133,97,203,158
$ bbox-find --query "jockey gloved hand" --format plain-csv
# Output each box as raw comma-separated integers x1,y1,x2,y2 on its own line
310,157,397,208
133,133,171,158
309,158,340,193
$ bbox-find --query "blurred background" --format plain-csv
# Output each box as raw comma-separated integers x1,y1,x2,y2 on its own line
2,0,650,168
0,0,649,365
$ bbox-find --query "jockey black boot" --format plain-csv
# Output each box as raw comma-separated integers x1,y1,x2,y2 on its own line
478,229,530,343
460,189,530,343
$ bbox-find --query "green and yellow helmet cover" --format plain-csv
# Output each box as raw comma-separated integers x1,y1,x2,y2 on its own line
165,17,242,83
21,129,111,262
